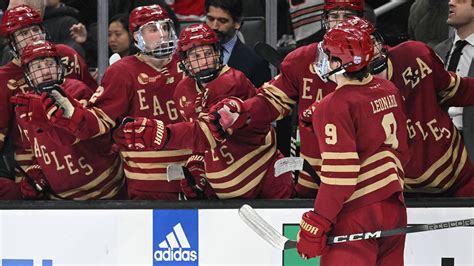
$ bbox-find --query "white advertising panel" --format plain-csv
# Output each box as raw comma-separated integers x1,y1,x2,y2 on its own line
0,207,471,265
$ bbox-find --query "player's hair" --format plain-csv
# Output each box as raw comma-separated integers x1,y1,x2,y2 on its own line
205,0,243,22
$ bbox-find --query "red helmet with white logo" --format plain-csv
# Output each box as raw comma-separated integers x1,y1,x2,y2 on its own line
0,5,42,36
177,23,223,84
336,16,388,74
323,26,373,72
21,40,65,94
177,23,218,54
129,5,169,33
324,0,364,12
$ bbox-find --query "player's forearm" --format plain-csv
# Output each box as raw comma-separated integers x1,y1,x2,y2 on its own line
313,184,357,223
246,94,289,126
165,122,199,151
72,108,113,140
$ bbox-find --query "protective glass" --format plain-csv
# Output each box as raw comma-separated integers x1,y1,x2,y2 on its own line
135,20,177,58
12,25,46,56
25,57,64,94
184,45,222,83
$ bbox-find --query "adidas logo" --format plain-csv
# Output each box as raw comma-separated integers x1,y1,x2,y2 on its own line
154,223,198,262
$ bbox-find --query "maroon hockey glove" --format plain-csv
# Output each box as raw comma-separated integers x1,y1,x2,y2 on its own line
10,93,49,126
208,97,250,141
40,91,86,133
180,155,214,199
123,117,169,150
19,165,49,200
297,211,332,259
299,104,317,132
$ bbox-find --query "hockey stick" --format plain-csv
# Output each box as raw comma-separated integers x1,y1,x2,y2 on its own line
254,42,300,162
274,157,320,185
239,204,474,250
166,164,206,199
254,42,284,69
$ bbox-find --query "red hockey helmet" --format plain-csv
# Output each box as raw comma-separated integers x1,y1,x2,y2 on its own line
129,5,170,33
0,5,42,36
21,40,65,94
21,40,59,65
324,0,364,12
322,26,374,73
177,23,218,54
336,16,388,74
177,23,223,84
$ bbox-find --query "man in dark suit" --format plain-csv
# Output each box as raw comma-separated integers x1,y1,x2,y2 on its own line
434,0,474,163
204,0,271,87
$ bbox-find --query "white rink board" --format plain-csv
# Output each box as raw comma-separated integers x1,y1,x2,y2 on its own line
0,208,471,265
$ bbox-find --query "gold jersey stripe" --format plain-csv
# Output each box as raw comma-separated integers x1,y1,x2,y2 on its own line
208,143,276,188
346,173,401,203
92,106,116,129
215,169,266,199
358,161,400,183
124,160,187,170
441,147,467,192
65,167,125,200
320,175,358,186
198,120,218,150
321,164,360,173
322,152,359,160
300,153,322,166
426,134,462,188
297,176,320,189
438,74,461,104
206,131,273,179
121,149,192,158
59,157,123,197
88,107,110,137
261,83,295,119
124,169,167,181
361,150,403,173
406,129,458,184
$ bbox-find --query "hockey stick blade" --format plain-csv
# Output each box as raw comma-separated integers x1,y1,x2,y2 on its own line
166,164,185,182
274,157,321,185
239,204,474,250
239,204,295,250
254,42,284,70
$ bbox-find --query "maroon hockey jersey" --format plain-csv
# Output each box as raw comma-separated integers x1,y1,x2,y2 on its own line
312,76,408,222
71,54,192,193
387,41,474,194
168,66,284,199
0,44,96,176
15,79,124,199
244,43,336,196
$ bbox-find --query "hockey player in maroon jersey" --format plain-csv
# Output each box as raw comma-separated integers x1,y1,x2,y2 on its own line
0,5,97,182
38,5,192,200
296,25,408,265
10,40,125,200
121,23,294,199
346,16,474,197
206,0,365,198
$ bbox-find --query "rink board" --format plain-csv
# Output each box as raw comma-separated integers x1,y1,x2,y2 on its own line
0,207,472,266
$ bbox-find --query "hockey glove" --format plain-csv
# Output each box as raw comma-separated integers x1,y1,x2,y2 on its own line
19,164,50,200
40,89,86,133
299,104,317,132
180,155,213,199
208,97,250,142
123,117,169,150
297,211,332,259
10,93,49,127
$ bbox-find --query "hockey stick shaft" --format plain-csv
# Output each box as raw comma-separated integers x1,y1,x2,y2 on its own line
239,204,474,250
